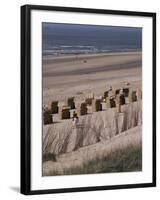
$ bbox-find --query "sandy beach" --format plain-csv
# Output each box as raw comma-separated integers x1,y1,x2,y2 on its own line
42,51,142,105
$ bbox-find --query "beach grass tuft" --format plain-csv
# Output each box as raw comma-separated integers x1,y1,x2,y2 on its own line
43,152,56,163
46,143,142,176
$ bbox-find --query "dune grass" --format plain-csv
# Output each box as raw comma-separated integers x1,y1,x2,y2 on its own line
46,143,142,176
42,152,56,163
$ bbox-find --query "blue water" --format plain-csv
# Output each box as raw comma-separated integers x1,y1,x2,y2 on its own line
42,23,142,57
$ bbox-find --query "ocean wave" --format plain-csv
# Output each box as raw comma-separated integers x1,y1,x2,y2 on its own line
42,45,141,57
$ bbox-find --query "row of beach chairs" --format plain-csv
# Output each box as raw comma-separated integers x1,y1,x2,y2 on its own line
43,87,142,125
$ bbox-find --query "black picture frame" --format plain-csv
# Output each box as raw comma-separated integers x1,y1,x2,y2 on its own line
21,4,156,195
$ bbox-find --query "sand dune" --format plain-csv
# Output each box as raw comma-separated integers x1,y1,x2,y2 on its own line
43,125,142,175
43,101,142,155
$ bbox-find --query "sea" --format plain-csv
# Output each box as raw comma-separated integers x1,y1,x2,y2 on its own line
42,23,142,57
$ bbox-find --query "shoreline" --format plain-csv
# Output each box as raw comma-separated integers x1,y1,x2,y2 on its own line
42,50,142,64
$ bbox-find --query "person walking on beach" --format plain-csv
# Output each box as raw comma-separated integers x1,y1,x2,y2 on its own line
72,111,79,128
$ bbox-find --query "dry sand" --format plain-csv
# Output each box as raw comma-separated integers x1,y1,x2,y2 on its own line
42,51,142,105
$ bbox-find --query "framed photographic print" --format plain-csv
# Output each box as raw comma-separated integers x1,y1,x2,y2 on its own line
21,4,156,195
